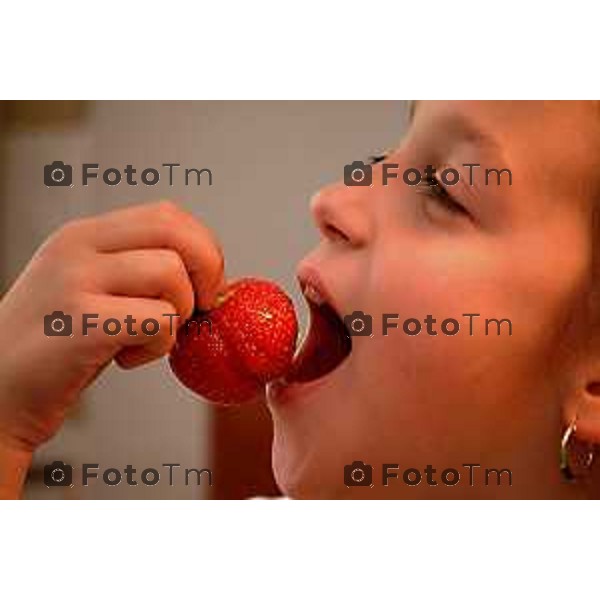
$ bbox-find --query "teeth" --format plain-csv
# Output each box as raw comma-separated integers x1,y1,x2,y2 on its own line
303,283,325,306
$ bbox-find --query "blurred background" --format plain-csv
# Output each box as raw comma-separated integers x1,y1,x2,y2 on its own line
0,100,409,499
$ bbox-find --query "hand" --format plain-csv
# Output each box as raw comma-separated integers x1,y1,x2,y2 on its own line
0,201,224,455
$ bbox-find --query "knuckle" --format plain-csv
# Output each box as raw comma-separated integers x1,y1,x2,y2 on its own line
205,241,225,284
61,293,89,322
163,249,187,277
154,199,180,220
56,218,88,241
150,323,176,354
154,310,178,338
40,245,92,294
59,262,87,293
180,294,195,320
214,243,225,274
161,251,194,311
43,221,80,253
42,218,93,262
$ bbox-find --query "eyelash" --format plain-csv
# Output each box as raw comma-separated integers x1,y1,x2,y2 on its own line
368,153,388,164
417,175,470,217
367,154,470,219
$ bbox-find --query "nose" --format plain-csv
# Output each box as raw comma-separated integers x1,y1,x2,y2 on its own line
309,182,374,249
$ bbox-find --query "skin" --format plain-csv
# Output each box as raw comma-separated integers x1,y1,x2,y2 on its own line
0,201,225,498
2,102,600,500
268,101,600,499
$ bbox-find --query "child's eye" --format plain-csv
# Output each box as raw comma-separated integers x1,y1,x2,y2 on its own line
417,175,471,219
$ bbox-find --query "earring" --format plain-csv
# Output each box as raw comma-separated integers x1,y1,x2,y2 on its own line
560,419,596,481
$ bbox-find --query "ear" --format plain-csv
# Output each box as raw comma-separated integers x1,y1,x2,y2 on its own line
567,366,600,444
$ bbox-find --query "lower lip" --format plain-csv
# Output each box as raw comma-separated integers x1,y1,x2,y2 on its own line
266,378,318,404
266,354,351,406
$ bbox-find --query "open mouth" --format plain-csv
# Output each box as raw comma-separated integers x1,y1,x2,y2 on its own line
285,281,352,384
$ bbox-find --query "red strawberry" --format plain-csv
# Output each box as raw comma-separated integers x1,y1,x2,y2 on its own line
169,278,298,405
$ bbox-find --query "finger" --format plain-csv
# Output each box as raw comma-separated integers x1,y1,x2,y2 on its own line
114,344,171,370
73,201,225,308
96,249,195,322
74,294,179,359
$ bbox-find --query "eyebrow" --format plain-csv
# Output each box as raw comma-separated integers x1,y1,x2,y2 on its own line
410,100,505,162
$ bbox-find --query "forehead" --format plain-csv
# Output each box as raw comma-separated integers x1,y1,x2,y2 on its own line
413,101,600,206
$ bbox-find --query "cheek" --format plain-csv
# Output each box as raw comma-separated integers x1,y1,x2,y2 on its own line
349,239,576,456
366,230,582,378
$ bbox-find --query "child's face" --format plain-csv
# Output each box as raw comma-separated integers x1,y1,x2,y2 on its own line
267,101,599,498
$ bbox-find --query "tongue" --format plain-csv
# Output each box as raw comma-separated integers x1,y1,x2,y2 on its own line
286,302,351,383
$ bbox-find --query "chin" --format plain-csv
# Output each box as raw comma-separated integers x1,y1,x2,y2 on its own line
271,426,347,499
271,425,319,499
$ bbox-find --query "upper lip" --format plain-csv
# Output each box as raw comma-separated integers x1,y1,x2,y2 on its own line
296,262,344,318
